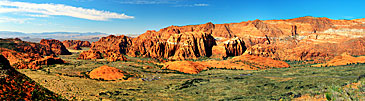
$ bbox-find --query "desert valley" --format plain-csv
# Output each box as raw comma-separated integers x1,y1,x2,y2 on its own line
0,16,364,100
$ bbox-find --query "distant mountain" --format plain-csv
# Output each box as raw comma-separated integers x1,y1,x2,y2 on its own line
0,31,109,42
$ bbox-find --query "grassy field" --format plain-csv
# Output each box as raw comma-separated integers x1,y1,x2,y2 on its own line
17,48,365,100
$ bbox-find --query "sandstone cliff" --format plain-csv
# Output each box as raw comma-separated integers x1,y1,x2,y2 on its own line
128,31,216,60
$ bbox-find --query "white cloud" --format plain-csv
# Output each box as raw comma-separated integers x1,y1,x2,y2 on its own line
0,17,34,23
0,0,134,21
25,14,50,18
193,3,209,7
174,3,210,7
119,0,179,4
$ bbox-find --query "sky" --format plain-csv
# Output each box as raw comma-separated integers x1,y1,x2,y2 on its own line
0,0,364,35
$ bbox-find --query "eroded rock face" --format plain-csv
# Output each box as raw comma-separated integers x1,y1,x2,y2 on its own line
90,35,131,54
40,39,71,55
128,31,216,60
89,65,127,80
77,50,103,60
224,37,247,56
62,40,91,50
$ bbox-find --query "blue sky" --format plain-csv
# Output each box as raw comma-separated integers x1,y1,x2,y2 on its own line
0,0,364,35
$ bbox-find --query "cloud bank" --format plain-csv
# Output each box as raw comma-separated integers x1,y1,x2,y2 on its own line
0,0,134,21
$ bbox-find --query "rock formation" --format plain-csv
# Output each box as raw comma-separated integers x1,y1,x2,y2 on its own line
90,35,131,54
40,39,71,55
162,61,210,74
104,52,128,62
0,55,62,100
162,54,290,74
312,53,365,67
0,38,54,56
224,37,246,56
77,50,103,60
62,40,91,50
26,56,65,69
244,44,278,59
128,31,216,60
212,37,247,59
89,65,127,80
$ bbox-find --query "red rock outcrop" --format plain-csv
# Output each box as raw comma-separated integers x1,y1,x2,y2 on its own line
125,16,364,61
26,56,65,69
40,39,71,55
62,40,91,50
77,50,103,60
104,52,128,62
245,44,279,59
89,65,127,80
0,38,68,69
313,53,365,67
0,38,54,56
90,35,131,54
224,37,246,56
128,31,216,60
212,37,247,58
162,61,210,74
0,55,62,100
162,54,290,74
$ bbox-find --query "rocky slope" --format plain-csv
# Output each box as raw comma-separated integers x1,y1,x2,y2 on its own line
62,40,91,50
0,55,63,100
